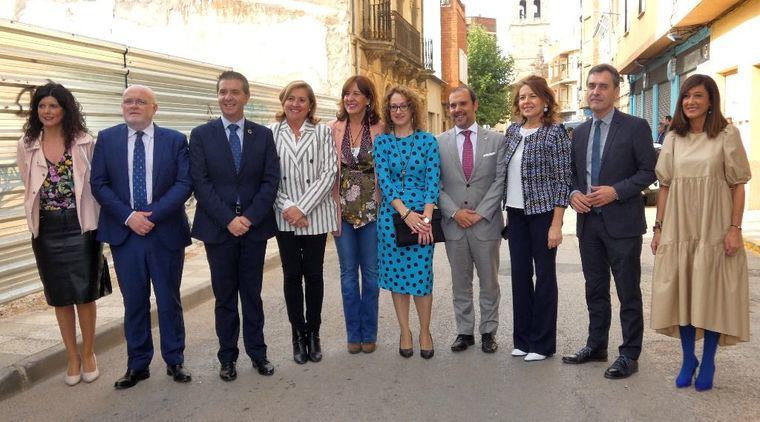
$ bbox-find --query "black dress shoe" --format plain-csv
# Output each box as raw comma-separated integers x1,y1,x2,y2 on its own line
166,364,192,383
399,331,413,358
604,355,638,379
219,361,237,382
450,334,475,352
252,358,275,376
561,346,608,364
307,330,322,363
292,328,308,364
481,333,498,353
114,369,150,389
420,333,434,360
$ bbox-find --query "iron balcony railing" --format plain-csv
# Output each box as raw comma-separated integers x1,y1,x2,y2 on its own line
424,38,434,71
362,1,423,65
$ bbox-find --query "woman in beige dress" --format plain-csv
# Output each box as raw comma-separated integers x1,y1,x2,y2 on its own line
651,74,751,392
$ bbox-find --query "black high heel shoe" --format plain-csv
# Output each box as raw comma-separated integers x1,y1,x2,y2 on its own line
420,333,434,360
399,331,413,358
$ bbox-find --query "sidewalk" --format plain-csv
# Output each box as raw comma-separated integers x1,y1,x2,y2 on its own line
0,240,281,401
2,207,760,401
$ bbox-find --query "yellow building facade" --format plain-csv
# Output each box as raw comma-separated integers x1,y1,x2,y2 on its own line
350,0,432,125
615,0,760,208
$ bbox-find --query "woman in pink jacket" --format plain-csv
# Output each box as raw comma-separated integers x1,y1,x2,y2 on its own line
330,76,385,354
16,83,111,386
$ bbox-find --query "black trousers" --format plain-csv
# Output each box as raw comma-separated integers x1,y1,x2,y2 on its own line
506,208,558,356
275,232,328,332
578,212,643,359
205,236,267,363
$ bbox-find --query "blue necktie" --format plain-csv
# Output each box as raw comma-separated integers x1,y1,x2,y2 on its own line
133,131,147,211
590,120,603,186
228,123,242,172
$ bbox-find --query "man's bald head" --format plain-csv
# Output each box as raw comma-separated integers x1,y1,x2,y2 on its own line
122,84,158,131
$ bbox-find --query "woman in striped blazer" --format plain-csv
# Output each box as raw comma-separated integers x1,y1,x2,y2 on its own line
270,81,338,364
502,75,572,362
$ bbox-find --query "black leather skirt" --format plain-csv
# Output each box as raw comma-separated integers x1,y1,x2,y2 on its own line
31,209,112,306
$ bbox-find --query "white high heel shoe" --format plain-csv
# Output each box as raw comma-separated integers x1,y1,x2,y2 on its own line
82,355,99,383
64,367,81,386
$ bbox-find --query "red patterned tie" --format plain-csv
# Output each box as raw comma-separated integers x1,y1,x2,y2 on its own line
462,129,473,181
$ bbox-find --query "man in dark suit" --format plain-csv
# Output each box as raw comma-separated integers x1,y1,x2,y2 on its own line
189,71,279,381
91,84,193,389
562,64,656,379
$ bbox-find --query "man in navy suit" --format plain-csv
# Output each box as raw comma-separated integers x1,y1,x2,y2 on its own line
562,64,656,379
91,85,193,389
189,71,279,381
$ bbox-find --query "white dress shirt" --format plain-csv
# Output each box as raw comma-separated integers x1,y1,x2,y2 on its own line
127,123,155,208
455,122,479,166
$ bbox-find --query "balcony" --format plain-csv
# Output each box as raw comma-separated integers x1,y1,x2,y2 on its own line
361,1,423,67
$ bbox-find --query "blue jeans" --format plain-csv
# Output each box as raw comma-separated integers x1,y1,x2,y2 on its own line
334,221,379,343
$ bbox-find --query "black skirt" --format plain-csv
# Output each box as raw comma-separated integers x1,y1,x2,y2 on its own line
31,209,112,306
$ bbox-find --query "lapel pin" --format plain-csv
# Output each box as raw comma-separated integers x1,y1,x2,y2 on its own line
247,129,253,135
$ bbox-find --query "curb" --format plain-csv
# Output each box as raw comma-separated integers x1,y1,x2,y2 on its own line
0,252,280,401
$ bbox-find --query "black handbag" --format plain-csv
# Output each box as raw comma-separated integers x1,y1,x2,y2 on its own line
392,208,445,247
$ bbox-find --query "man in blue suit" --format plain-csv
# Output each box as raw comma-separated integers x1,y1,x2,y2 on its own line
189,71,279,381
562,64,656,379
91,84,193,389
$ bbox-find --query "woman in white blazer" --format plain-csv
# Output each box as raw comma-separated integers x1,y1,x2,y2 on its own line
270,81,338,364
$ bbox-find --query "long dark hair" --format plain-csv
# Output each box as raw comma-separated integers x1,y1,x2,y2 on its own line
670,74,728,138
22,82,88,149
336,75,382,125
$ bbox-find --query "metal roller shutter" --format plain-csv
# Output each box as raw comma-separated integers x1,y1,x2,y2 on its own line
0,20,339,303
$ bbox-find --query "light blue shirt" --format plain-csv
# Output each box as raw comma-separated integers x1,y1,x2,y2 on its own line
221,115,245,153
584,108,615,193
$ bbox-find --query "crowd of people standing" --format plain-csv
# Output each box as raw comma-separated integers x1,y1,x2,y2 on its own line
16,62,750,394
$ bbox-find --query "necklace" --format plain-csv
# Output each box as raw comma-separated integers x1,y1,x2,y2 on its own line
394,129,415,194
348,121,363,147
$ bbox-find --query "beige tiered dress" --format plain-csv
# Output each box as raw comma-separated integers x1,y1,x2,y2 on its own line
652,125,751,346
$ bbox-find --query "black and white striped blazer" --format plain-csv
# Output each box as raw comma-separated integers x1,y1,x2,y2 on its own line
270,121,338,234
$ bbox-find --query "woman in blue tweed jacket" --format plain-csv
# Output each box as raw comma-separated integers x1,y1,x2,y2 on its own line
502,75,572,362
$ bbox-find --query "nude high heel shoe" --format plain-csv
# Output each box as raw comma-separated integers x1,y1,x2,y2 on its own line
82,354,99,383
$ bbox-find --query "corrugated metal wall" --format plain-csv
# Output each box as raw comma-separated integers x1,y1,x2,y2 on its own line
0,20,338,303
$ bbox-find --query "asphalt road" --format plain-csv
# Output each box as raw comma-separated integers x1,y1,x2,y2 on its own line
3,219,760,421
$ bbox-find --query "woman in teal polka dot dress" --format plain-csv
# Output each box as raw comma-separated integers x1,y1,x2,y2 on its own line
374,86,440,359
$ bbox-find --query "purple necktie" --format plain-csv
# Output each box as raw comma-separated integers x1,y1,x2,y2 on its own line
462,129,473,180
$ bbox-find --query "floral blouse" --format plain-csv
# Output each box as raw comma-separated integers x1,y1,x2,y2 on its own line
40,151,76,211
340,122,377,228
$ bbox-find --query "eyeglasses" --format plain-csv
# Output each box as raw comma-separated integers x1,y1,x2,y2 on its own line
122,98,151,106
389,104,410,113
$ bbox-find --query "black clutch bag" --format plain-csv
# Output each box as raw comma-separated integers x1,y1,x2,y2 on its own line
392,208,446,247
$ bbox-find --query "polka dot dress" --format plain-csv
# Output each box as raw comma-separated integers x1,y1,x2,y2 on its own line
374,130,441,296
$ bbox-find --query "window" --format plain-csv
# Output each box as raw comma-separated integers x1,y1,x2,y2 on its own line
533,0,541,18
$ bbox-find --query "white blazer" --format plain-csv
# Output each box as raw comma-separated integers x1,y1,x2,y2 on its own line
270,121,338,235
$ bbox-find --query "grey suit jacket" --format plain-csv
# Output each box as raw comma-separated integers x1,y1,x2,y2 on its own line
437,125,507,241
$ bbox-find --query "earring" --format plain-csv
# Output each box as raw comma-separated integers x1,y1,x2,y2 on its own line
543,106,548,113
708,108,712,114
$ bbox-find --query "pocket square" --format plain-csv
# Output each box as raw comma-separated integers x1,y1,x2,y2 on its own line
482,152,496,157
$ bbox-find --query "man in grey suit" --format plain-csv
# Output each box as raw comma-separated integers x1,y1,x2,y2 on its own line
438,86,507,353
562,64,656,379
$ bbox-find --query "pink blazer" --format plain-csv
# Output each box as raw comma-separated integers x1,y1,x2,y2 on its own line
328,119,385,236
17,132,100,238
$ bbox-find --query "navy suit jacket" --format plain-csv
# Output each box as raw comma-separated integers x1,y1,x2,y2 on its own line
188,118,279,244
570,109,657,238
90,123,192,250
